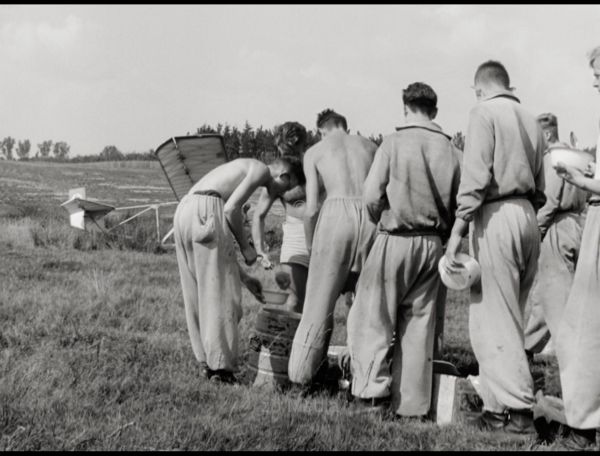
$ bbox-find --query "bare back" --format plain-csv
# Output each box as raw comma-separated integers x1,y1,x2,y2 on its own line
189,158,269,202
308,131,377,198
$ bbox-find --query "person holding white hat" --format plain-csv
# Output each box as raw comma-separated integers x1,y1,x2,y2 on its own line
443,60,546,434
347,82,461,418
551,45,600,450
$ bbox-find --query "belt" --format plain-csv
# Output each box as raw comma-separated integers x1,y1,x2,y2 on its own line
378,228,441,237
483,194,530,205
193,190,222,199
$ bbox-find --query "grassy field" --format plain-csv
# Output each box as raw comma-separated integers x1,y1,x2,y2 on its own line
0,160,563,450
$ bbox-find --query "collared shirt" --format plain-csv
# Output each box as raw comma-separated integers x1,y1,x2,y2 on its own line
456,90,546,222
537,141,588,235
363,120,462,238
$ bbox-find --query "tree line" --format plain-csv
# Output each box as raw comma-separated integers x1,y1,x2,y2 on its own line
11,123,564,164
0,137,70,161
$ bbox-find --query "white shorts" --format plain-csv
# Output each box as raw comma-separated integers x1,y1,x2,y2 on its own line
280,215,310,268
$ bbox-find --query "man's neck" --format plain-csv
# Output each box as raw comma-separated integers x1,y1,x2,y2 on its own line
404,112,432,124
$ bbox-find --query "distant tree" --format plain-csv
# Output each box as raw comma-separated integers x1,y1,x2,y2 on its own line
240,121,255,157
197,124,217,134
16,139,31,159
1,136,16,160
228,126,241,159
38,140,53,158
452,131,465,151
306,129,320,148
53,141,70,159
99,145,124,161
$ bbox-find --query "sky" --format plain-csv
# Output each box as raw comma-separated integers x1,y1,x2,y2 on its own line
1,4,600,157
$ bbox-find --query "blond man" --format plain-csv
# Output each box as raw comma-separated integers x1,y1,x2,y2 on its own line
444,61,546,433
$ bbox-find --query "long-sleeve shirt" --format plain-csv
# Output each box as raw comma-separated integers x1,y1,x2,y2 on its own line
537,142,588,236
456,90,546,222
363,120,462,240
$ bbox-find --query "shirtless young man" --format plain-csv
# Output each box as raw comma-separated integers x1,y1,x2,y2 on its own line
252,122,309,313
287,109,378,385
173,156,302,383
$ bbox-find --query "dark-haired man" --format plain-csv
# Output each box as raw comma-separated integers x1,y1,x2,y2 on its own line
173,156,303,383
347,83,462,417
287,109,378,385
523,113,587,359
252,121,310,312
443,60,546,433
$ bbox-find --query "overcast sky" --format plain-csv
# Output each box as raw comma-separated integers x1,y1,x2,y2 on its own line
1,4,599,156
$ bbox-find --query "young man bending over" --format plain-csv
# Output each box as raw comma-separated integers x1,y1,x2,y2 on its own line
173,156,303,383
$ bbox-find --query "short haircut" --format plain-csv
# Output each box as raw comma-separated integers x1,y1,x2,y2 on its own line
402,82,438,117
537,113,559,141
272,155,306,186
274,121,307,157
588,45,600,67
316,108,347,131
474,60,510,88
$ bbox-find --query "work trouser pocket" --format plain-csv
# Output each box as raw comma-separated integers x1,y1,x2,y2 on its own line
193,213,218,245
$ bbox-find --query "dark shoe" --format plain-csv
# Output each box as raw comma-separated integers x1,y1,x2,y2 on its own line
505,408,536,435
466,410,508,431
556,427,597,450
207,369,237,384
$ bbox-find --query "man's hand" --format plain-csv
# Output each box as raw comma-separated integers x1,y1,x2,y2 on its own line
554,161,585,186
258,253,273,270
443,218,470,274
242,274,265,303
443,234,464,274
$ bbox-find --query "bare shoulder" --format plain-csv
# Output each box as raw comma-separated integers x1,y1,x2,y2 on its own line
303,142,322,163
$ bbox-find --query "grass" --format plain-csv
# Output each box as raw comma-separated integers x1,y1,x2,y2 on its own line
0,161,564,450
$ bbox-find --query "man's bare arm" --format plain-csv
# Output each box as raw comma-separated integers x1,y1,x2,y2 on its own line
224,163,269,264
251,187,276,268
303,152,320,253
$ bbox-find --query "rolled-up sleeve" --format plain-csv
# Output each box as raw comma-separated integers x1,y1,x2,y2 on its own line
455,106,494,221
363,142,390,224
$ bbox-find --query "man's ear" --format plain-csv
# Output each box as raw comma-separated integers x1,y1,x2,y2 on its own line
431,107,438,120
279,171,291,182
